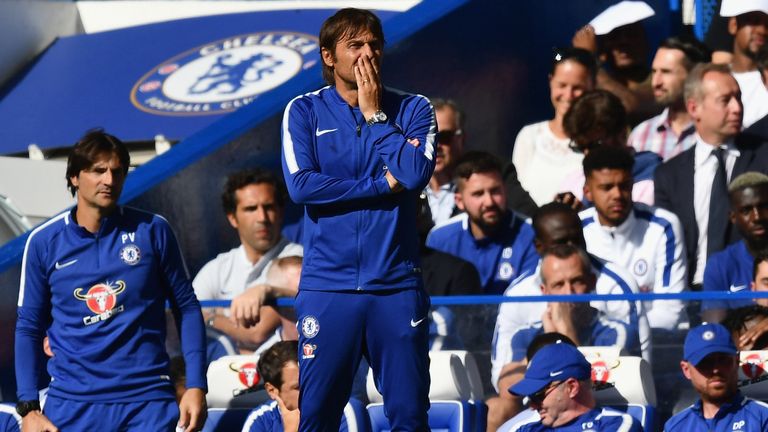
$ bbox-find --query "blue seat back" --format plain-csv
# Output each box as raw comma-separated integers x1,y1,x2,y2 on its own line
202,407,252,432
368,400,474,432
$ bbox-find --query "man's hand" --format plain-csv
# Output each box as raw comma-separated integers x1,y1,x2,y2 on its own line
385,171,404,193
177,388,207,432
572,25,597,53
230,284,272,328
21,411,58,432
544,302,579,344
554,192,583,211
276,395,300,432
739,317,768,350
355,54,382,121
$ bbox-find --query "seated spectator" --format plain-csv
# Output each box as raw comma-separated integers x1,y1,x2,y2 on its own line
664,323,768,431
721,0,768,127
580,146,688,330
572,0,657,126
507,342,642,431
241,341,363,432
495,332,577,432
424,98,465,225
558,90,661,206
493,202,648,393
628,36,710,160
513,48,596,206
492,244,641,430
702,172,768,323
193,169,302,352
427,152,539,294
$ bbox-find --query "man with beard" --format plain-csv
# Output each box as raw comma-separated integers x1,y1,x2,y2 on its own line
427,151,539,294
721,0,768,127
581,146,688,331
423,98,464,225
664,323,768,431
702,173,768,322
628,36,710,161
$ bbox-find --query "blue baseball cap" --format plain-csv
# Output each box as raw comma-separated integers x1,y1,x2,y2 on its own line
509,342,591,397
684,323,737,366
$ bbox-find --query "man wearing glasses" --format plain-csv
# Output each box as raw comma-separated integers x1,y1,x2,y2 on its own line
664,323,768,431
424,98,464,225
508,342,642,431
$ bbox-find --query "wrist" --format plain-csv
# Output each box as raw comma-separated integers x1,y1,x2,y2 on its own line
16,400,41,418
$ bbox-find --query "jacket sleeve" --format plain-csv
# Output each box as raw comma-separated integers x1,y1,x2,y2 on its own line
647,212,687,330
15,235,50,401
367,94,436,190
154,217,207,392
282,96,391,205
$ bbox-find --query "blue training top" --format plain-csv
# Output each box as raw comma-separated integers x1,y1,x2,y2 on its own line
282,86,436,291
664,393,768,432
515,407,642,431
426,211,539,294
15,207,206,402
703,240,755,311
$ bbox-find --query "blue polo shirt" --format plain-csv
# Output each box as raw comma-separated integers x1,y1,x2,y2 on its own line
664,393,768,432
426,211,538,294
702,241,754,311
515,407,642,431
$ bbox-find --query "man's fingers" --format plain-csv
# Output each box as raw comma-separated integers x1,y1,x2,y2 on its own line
184,409,203,432
178,406,189,431
407,138,420,147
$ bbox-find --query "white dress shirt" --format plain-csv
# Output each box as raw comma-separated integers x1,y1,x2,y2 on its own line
692,135,739,284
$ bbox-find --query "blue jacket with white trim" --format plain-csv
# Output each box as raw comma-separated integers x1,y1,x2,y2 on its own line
514,407,642,431
281,86,435,291
15,207,206,402
664,393,768,432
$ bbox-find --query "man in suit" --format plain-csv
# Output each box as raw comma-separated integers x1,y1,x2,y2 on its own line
655,63,768,294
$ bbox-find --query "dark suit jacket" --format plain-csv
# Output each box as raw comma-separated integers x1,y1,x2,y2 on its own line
655,133,768,282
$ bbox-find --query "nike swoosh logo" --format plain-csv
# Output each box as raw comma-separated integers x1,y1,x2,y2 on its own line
410,317,426,327
730,284,748,292
315,128,338,136
55,259,78,270
549,370,564,377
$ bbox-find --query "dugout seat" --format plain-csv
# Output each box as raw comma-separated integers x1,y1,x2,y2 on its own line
737,350,768,399
366,351,486,431
578,346,657,432
206,354,270,408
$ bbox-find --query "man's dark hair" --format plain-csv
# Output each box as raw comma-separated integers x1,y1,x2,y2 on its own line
754,251,768,281
532,202,579,240
221,168,286,215
540,243,592,285
319,8,384,85
66,129,130,197
526,332,576,362
582,146,634,178
722,305,768,350
563,90,627,149
257,340,299,388
453,151,503,191
550,47,598,82
659,36,712,71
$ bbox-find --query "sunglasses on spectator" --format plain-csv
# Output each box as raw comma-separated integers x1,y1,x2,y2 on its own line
528,380,565,405
436,130,463,143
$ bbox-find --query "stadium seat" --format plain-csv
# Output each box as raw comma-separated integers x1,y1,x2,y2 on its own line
206,354,270,408
738,350,768,399
366,351,486,431
578,347,657,432
202,408,252,432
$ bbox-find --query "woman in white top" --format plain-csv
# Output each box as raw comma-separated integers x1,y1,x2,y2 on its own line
513,48,597,205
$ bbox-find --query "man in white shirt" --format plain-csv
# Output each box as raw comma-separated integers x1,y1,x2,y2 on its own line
655,63,768,292
581,146,688,331
720,0,768,127
423,98,465,225
193,169,302,350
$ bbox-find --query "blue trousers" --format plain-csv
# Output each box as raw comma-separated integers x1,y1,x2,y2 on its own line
44,394,178,431
296,288,431,432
